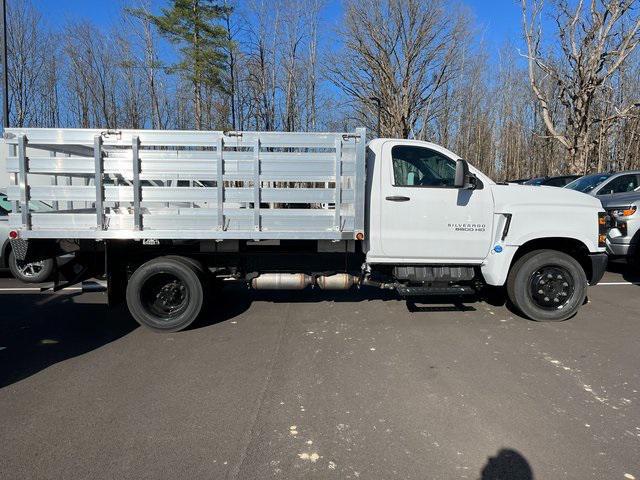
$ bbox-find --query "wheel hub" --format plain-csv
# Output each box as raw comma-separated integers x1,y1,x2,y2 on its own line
529,266,574,309
156,281,186,309
140,273,190,319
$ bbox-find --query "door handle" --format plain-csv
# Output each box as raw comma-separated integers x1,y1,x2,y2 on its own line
385,196,411,202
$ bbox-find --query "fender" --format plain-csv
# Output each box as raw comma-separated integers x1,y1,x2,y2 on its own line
481,217,599,286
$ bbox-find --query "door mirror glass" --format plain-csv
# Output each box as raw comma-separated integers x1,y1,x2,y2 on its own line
454,159,472,189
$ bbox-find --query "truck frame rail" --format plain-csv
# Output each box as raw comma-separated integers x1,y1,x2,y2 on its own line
4,128,367,240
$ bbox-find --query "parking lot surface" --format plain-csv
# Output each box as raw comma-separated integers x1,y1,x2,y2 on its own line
1,267,639,480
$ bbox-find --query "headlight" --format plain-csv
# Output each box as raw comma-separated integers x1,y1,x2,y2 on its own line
610,206,637,218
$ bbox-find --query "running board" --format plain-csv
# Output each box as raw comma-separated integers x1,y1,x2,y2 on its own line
395,285,475,297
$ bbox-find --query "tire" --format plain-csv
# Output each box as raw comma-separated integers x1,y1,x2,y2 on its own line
8,250,55,283
164,255,207,276
506,249,587,322
126,256,204,332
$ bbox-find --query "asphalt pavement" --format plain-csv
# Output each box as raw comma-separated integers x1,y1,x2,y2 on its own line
1,266,639,480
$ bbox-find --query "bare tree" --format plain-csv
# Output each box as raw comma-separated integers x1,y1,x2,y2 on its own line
245,0,280,130
6,0,52,127
304,0,322,131
327,0,469,138
126,1,167,129
522,0,640,173
64,21,120,128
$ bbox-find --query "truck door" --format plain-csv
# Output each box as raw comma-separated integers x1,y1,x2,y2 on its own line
379,142,494,262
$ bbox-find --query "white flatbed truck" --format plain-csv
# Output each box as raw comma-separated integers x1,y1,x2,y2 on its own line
4,127,608,331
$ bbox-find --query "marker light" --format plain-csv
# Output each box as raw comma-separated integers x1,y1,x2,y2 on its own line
8,230,18,239
598,234,607,247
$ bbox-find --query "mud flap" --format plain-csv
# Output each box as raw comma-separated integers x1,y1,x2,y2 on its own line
9,238,29,261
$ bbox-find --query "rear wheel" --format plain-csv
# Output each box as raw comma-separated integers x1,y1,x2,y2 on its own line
126,256,204,332
506,249,587,322
8,250,55,283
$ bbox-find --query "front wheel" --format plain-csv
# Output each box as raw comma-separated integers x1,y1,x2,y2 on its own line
126,256,204,332
8,250,55,283
506,249,587,322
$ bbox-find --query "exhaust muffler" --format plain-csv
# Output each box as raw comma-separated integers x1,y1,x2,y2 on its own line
250,273,357,290
251,273,312,290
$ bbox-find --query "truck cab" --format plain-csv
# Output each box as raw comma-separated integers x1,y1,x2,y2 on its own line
364,138,607,320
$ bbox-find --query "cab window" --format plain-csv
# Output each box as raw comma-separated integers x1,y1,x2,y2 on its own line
598,175,639,195
391,145,456,187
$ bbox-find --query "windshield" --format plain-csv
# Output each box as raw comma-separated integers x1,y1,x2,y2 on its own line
564,174,611,193
524,178,546,186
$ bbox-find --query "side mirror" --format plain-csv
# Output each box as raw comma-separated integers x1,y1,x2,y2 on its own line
454,159,476,189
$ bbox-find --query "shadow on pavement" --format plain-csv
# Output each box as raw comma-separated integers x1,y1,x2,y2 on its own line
193,284,486,328
0,294,137,388
480,448,534,480
606,260,640,283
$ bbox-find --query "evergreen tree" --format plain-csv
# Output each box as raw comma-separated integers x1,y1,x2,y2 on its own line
144,0,230,129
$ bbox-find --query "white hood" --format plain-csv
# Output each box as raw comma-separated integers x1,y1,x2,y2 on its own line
490,184,602,212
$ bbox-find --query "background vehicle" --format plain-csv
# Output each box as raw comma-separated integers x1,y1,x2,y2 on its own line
4,128,607,331
565,171,640,196
599,191,640,265
505,178,530,185
0,190,55,282
524,175,581,187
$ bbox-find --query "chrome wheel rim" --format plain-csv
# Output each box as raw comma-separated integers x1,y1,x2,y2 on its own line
16,260,45,278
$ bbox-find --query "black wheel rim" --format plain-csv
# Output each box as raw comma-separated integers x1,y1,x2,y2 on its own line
140,272,189,320
528,265,575,310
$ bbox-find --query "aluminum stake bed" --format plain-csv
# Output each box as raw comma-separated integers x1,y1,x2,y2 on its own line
3,127,607,332
4,128,367,240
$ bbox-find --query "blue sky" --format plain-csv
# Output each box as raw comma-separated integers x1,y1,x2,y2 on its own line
31,0,525,58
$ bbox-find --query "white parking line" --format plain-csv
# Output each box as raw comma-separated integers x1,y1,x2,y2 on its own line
0,287,83,292
0,287,42,291
597,282,640,286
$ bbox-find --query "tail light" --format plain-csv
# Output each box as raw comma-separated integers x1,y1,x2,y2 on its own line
9,230,18,239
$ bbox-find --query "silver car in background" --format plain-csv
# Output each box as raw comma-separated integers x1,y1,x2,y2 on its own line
565,171,640,197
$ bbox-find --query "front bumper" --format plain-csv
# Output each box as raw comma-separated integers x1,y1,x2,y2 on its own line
605,228,636,258
588,252,608,285
605,237,632,257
